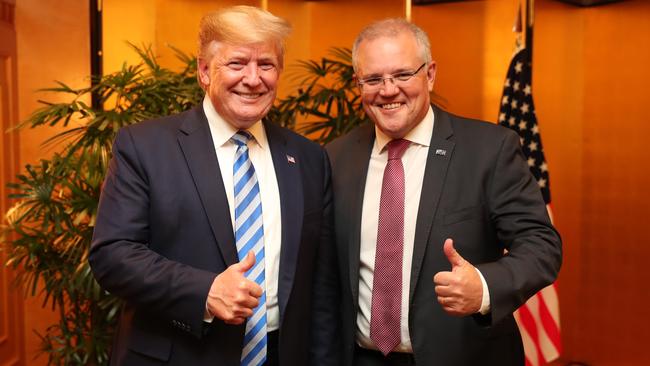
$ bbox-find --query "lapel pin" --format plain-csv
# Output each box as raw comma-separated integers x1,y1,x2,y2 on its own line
435,149,447,156
286,155,296,164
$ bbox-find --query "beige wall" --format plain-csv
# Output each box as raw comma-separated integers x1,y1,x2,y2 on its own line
8,0,650,365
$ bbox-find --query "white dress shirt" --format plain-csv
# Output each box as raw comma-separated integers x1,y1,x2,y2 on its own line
203,96,282,332
357,106,490,353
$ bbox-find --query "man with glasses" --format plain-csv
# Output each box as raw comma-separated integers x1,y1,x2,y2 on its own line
326,19,561,366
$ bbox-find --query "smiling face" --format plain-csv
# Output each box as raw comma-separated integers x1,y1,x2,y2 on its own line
198,41,281,129
355,31,436,139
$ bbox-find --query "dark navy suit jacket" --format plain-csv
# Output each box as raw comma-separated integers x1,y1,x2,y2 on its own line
90,106,339,366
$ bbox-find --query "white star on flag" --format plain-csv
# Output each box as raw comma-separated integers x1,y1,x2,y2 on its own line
519,121,527,130
540,162,548,172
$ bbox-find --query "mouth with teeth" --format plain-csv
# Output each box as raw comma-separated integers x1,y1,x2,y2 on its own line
234,92,265,99
379,102,404,110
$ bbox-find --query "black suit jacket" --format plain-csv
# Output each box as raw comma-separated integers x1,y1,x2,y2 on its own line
325,105,561,366
89,106,338,366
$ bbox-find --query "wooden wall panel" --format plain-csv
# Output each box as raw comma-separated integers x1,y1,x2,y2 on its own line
14,1,91,364
533,1,650,365
306,0,405,60
0,56,25,366
103,0,259,75
549,1,650,364
413,0,488,120
534,3,587,365
0,1,25,364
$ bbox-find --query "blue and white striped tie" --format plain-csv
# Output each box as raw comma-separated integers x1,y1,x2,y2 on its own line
231,131,267,366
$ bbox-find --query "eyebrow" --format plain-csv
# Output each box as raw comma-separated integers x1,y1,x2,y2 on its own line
257,56,278,64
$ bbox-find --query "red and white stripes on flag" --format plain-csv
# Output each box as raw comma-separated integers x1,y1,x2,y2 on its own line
515,206,561,366
498,46,562,365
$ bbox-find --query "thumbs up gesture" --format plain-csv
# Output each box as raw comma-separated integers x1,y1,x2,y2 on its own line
433,239,483,316
207,251,264,325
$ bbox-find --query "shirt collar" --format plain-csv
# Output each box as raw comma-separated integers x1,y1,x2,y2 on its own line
202,95,268,150
374,105,435,154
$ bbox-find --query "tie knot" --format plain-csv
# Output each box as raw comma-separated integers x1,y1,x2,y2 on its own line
387,139,410,160
231,130,252,147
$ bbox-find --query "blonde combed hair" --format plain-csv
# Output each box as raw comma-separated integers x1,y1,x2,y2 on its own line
198,6,291,65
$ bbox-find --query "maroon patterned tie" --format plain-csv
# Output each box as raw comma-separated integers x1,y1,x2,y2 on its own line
370,138,411,356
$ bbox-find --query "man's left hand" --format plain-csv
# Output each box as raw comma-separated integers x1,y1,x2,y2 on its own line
433,238,483,316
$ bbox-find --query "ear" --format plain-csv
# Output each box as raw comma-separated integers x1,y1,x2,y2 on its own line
197,57,211,85
427,61,437,91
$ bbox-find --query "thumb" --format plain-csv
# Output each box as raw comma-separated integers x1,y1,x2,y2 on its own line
443,238,465,269
236,251,256,272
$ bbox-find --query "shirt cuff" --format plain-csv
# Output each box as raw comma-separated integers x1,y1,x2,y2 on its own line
475,267,491,315
204,302,214,323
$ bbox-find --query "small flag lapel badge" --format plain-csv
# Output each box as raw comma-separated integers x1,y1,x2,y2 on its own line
286,155,296,164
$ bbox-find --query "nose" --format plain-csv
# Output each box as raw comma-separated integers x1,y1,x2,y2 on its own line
378,77,399,96
242,63,262,87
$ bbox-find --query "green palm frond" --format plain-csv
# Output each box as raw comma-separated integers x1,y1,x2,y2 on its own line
2,44,202,366
270,47,370,143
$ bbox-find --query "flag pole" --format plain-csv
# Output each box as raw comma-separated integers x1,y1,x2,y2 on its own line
525,0,534,77
405,0,412,22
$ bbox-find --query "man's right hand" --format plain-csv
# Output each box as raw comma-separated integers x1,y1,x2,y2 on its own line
206,252,263,325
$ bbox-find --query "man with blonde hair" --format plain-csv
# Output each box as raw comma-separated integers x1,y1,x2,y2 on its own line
90,6,338,366
326,18,561,365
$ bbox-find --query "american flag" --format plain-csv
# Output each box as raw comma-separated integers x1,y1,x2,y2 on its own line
498,46,562,366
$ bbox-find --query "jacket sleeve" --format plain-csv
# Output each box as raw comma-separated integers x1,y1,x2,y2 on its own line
475,129,562,326
88,127,216,339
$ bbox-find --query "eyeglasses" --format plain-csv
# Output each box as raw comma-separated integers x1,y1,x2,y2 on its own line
357,63,427,91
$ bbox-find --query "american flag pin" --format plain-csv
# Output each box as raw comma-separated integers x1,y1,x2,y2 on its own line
286,155,296,164
435,149,447,156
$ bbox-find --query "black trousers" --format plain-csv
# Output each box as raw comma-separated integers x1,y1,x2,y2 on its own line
354,345,416,366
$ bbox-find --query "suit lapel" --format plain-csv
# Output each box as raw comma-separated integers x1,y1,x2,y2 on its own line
264,122,303,321
177,107,239,266
409,105,455,302
347,125,375,303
